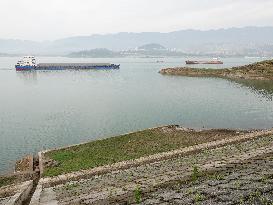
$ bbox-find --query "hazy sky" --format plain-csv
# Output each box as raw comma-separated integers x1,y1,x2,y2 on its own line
1,0,273,41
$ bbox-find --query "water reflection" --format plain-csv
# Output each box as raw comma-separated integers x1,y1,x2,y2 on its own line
17,69,119,79
232,79,273,101
16,71,38,84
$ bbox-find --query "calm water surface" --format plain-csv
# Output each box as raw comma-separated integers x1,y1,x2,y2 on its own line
0,57,273,173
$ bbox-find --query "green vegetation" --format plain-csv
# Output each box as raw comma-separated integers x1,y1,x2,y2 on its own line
43,126,239,177
193,192,205,204
213,173,225,180
191,166,200,182
243,190,273,205
0,175,16,188
134,186,142,204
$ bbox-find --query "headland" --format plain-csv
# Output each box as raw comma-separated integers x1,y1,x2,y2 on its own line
160,59,273,80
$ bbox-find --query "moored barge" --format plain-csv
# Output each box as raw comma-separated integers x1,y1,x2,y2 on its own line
186,58,223,65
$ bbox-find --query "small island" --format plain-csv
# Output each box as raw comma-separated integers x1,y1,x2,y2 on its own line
160,59,273,80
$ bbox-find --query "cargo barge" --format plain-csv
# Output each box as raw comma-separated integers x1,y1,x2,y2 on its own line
185,58,223,65
15,56,120,71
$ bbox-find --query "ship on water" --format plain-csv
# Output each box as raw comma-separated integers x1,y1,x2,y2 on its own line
185,58,223,65
15,56,120,71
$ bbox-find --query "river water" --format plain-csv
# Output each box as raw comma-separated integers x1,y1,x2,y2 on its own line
0,57,273,174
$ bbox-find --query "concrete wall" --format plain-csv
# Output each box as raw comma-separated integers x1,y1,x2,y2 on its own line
0,180,33,205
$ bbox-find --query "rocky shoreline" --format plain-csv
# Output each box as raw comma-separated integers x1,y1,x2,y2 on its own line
160,59,273,80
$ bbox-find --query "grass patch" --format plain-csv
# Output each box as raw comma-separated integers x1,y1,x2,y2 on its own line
134,186,142,204
0,175,16,188
193,192,205,204
191,166,200,182
43,126,239,177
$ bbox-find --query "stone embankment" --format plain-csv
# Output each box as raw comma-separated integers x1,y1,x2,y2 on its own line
132,155,273,205
0,181,33,205
1,126,273,204
33,127,273,204
35,132,273,204
0,156,39,205
160,59,273,80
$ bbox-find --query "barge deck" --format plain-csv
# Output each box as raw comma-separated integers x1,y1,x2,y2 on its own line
36,63,120,70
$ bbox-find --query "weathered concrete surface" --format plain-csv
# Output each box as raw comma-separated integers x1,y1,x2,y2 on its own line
29,184,58,205
0,180,33,205
34,133,273,204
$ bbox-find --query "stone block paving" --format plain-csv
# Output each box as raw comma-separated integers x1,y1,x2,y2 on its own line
133,156,273,205
36,134,273,204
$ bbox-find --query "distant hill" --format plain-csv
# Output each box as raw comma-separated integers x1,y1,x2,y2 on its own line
67,47,188,58
67,48,123,58
138,43,166,51
0,52,9,57
0,52,18,57
1,27,273,56
0,39,41,54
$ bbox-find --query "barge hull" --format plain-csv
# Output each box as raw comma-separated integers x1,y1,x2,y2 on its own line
186,60,223,65
16,63,120,71
15,65,35,71
36,63,120,70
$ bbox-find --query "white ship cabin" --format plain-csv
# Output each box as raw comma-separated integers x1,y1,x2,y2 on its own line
23,56,36,66
17,56,37,66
